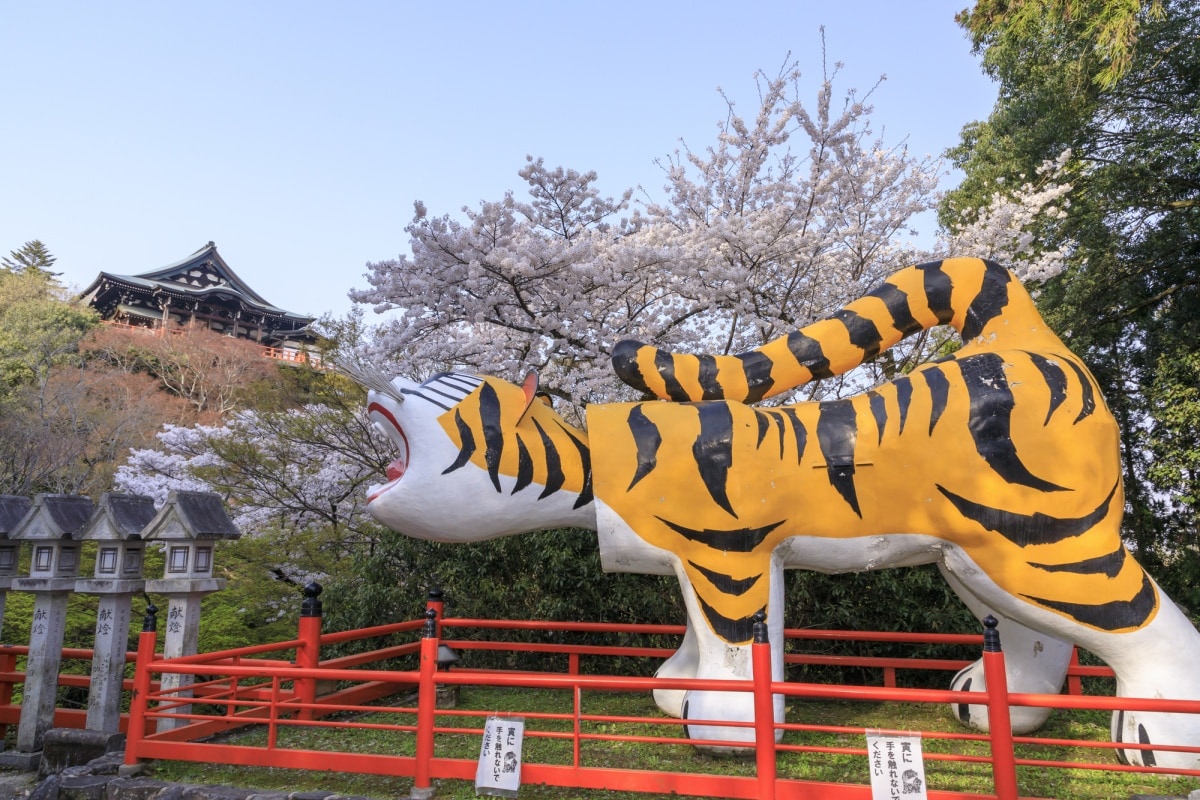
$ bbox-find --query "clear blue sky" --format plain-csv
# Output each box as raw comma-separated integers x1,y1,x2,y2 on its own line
1,1,995,319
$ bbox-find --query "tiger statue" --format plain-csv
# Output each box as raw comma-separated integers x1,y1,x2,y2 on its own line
354,258,1200,769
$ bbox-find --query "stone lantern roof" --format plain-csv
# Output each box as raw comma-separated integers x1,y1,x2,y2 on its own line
0,496,30,582
11,495,94,589
80,493,157,541
10,494,94,540
141,491,240,542
143,491,239,594
78,493,157,593
0,495,33,538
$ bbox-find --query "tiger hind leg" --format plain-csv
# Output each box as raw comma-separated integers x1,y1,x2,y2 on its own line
941,565,1071,732
1093,590,1200,769
938,565,1075,734
942,553,1200,769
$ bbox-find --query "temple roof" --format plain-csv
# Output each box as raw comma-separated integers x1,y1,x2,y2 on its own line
80,242,314,325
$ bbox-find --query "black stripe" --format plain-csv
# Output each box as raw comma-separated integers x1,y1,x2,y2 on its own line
400,387,452,411
918,260,955,324
956,676,974,726
1063,358,1097,423
627,405,662,490
1022,572,1157,632
961,260,1012,340
422,383,473,404
754,410,771,448
867,390,888,444
512,436,534,494
781,408,808,464
693,403,737,517
833,309,884,360
866,282,923,335
1138,725,1157,767
959,353,1069,492
696,594,763,644
786,331,834,380
737,351,775,402
817,400,861,517
1030,546,1126,578
895,377,913,434
657,518,786,552
697,355,723,400
441,410,476,474
611,340,649,393
923,367,951,435
479,383,505,492
532,418,565,499
1115,711,1127,764
559,421,594,509
436,373,482,391
936,482,1118,547
1026,352,1068,424
425,371,478,388
656,350,690,402
687,560,761,596
772,413,786,459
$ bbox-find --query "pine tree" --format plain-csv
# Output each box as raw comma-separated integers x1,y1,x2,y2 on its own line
1,240,60,277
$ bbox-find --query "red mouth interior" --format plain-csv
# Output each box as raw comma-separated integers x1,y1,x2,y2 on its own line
369,401,409,491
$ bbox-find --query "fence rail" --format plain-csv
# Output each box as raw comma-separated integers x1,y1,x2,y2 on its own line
2,582,1197,797
107,592,1200,800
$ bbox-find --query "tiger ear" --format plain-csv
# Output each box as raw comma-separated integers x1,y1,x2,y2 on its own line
517,370,540,424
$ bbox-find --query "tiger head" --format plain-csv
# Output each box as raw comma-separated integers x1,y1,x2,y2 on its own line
361,369,595,542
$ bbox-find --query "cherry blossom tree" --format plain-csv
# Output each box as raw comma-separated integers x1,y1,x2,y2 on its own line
351,61,943,409
116,394,391,578
111,56,1077,636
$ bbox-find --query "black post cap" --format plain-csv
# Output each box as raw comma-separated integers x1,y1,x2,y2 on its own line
752,610,769,644
982,615,1002,652
301,581,324,617
142,602,158,633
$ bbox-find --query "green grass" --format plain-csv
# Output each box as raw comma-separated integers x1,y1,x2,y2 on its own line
143,686,1200,800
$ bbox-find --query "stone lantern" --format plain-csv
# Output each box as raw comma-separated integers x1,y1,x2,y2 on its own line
142,491,240,729
76,492,156,733
9,494,94,754
0,495,33,632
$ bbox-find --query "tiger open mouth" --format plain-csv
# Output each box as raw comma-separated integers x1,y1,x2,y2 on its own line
367,399,409,503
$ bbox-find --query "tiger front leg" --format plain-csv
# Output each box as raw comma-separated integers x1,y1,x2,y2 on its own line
669,555,786,752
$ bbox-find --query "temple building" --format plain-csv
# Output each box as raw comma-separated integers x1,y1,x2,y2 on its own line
80,242,318,350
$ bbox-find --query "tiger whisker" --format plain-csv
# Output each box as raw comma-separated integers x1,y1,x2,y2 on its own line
333,359,406,404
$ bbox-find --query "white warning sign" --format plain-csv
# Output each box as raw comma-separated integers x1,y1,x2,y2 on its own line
476,715,524,798
866,730,928,799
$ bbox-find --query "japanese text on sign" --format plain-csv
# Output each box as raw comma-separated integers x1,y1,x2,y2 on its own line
476,715,524,798
866,731,928,799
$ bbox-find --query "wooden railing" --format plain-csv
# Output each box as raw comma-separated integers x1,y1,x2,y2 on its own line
99,320,324,368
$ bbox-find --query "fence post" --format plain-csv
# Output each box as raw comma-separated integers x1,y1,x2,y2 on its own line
412,608,439,800
295,582,323,722
752,612,777,800
124,602,159,767
982,615,1019,800
425,586,445,629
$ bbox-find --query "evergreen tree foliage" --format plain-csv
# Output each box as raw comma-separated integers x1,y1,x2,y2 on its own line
1,239,60,277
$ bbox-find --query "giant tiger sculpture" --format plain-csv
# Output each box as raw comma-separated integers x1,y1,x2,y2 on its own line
353,258,1200,768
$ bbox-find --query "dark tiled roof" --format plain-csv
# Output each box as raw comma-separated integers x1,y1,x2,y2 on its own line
0,495,33,537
